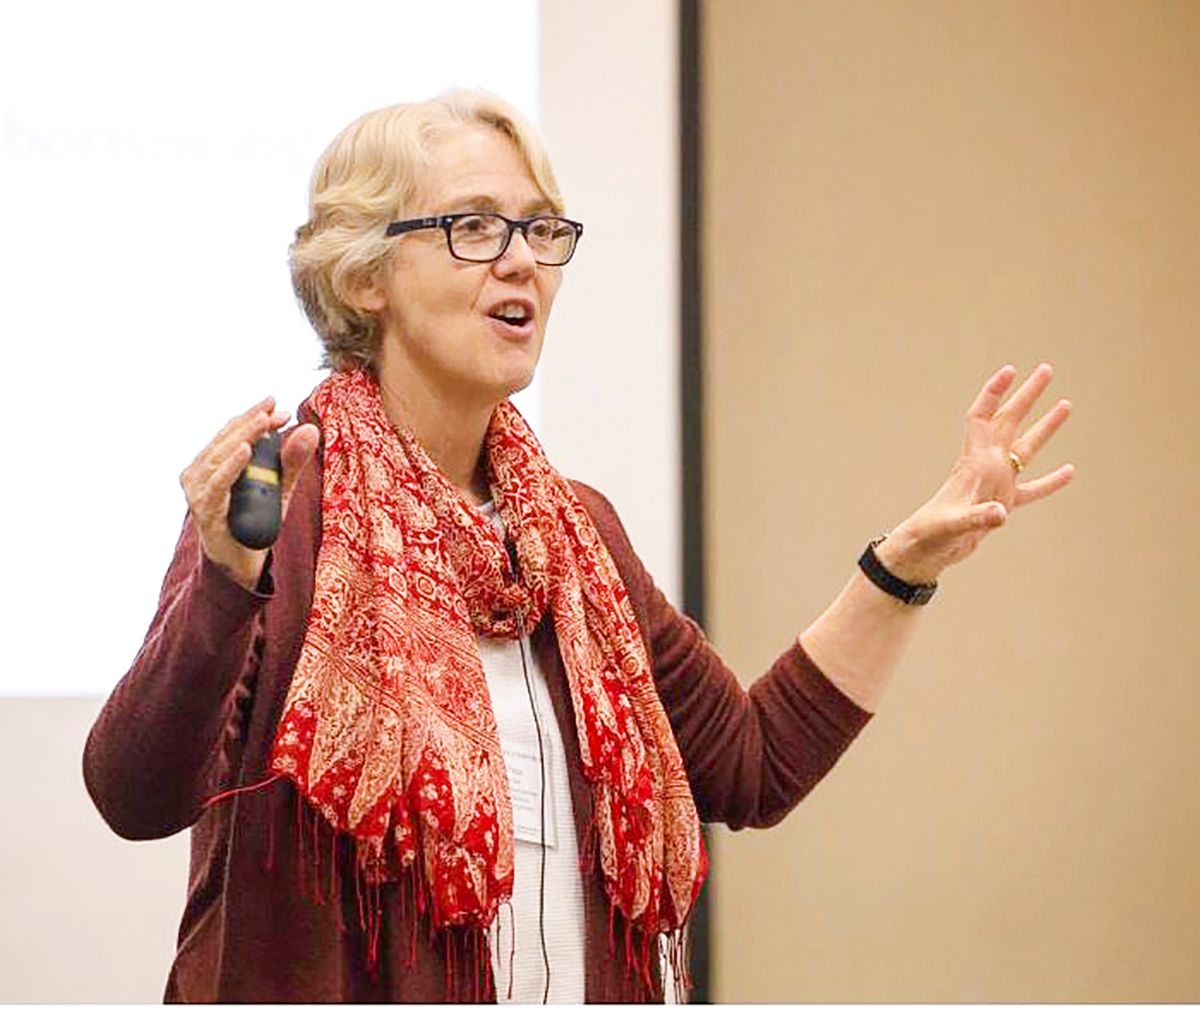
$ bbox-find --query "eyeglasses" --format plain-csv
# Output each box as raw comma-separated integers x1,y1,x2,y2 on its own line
385,213,584,266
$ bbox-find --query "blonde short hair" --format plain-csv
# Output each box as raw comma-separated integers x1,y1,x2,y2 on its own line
290,90,564,372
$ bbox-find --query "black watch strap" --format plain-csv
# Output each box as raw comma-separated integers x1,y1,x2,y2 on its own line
858,536,937,605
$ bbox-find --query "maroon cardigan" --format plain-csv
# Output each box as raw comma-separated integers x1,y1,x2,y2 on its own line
83,457,870,1003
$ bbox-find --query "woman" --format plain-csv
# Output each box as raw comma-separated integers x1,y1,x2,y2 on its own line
84,91,1073,1003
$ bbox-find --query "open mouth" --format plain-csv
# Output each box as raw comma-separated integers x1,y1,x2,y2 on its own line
487,300,534,332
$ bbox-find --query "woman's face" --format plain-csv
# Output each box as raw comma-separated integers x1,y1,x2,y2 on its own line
365,125,563,414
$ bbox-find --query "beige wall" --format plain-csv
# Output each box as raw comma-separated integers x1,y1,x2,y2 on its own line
704,0,1200,1002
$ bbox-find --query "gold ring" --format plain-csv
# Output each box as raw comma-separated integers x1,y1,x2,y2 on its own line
1008,450,1026,475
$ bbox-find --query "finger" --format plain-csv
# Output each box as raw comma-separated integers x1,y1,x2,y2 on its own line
211,407,291,463
994,362,1054,432
1012,399,1072,464
182,397,275,479
965,365,1018,422
202,397,276,461
279,424,321,511
928,500,1009,544
193,406,290,488
195,440,253,508
206,410,294,502
1014,463,1075,508
959,500,1009,533
189,441,253,521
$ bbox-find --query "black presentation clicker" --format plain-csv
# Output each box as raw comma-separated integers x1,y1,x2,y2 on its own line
228,431,282,549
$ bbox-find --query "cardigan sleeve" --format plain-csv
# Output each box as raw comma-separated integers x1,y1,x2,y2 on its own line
82,515,270,841
573,483,873,829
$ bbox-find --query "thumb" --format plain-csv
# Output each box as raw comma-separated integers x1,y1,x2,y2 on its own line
279,423,320,512
933,500,1007,541
964,499,1008,531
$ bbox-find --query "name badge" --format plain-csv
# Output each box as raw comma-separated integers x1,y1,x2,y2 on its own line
504,743,558,849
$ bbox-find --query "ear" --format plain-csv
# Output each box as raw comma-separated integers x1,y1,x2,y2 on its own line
350,272,388,314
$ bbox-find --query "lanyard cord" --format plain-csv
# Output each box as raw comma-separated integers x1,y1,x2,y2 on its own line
506,531,552,1004
516,630,551,1003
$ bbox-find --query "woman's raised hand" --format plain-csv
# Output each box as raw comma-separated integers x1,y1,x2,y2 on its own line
874,364,1075,586
179,397,321,591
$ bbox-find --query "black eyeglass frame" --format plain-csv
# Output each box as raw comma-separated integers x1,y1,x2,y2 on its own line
384,213,584,265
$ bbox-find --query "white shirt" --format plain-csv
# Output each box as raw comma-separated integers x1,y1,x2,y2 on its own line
479,504,586,1003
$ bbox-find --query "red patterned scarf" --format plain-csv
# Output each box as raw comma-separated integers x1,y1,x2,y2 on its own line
269,368,706,947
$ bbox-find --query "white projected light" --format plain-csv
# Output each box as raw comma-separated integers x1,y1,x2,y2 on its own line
0,1,539,695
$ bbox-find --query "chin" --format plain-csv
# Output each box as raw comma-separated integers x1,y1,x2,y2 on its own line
505,370,536,397
475,340,542,405
495,351,541,399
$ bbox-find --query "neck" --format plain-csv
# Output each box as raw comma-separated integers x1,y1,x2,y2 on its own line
376,367,495,506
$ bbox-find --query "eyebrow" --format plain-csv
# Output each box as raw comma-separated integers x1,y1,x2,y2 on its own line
446,194,556,217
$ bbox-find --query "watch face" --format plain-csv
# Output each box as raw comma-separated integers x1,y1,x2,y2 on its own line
909,584,937,606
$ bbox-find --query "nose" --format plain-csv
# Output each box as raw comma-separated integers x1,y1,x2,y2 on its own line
492,225,537,278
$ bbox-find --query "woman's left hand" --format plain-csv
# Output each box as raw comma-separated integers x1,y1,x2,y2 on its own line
874,363,1075,586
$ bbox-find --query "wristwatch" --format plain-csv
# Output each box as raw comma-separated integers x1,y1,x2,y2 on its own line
857,536,937,606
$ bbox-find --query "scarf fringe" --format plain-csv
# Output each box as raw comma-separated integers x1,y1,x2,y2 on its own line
584,811,696,1002
205,778,500,1001
204,779,697,1001
233,765,700,998
600,902,695,1002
